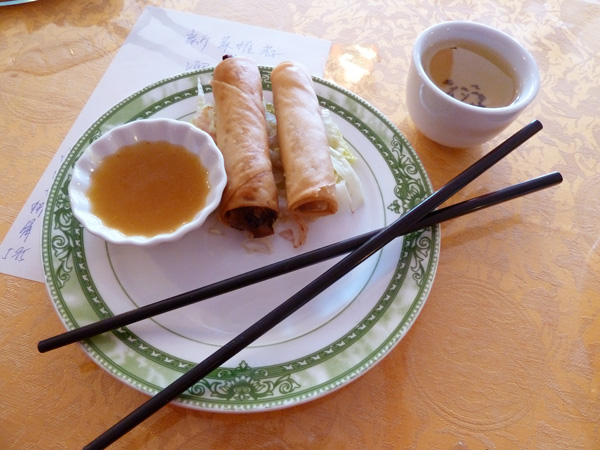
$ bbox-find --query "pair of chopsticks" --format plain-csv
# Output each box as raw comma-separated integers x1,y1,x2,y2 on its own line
39,119,561,449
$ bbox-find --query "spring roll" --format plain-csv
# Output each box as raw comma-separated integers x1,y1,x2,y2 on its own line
271,61,338,217
211,57,279,238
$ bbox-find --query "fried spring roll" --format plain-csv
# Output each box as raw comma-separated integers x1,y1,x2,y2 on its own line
271,61,338,217
211,57,279,238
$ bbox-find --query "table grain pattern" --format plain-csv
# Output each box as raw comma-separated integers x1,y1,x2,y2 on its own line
1,1,599,449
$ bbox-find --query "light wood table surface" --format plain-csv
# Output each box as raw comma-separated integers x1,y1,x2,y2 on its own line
1,1,599,449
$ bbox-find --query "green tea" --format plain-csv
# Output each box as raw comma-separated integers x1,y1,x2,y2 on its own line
425,41,517,108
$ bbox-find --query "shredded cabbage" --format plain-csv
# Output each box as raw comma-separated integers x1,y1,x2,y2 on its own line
321,109,357,164
192,78,217,139
321,109,364,213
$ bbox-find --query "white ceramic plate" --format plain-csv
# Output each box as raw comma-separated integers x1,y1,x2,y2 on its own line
42,67,440,412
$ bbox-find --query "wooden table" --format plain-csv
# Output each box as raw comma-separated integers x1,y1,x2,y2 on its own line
1,1,599,448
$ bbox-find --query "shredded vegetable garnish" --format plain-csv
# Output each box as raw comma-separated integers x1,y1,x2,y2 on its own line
321,109,364,213
191,78,217,140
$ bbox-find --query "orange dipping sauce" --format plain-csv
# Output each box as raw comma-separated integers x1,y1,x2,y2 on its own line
87,140,210,237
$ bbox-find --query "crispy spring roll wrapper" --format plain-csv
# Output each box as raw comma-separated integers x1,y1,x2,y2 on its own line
271,61,338,218
211,57,279,238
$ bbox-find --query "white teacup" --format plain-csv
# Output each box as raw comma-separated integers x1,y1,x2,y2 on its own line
406,21,540,148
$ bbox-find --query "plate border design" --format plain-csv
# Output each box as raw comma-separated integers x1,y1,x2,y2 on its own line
42,67,440,411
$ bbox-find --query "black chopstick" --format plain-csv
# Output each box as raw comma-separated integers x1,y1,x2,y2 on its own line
38,168,561,354
82,120,543,450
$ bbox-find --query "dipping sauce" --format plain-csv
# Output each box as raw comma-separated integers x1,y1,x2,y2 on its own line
88,140,210,237
425,41,517,108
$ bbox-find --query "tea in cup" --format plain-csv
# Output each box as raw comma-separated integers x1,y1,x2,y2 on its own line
406,21,540,148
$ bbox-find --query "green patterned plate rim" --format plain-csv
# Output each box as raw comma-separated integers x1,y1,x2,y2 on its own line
42,67,440,412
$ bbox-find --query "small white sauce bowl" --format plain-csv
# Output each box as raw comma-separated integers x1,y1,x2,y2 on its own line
68,118,227,246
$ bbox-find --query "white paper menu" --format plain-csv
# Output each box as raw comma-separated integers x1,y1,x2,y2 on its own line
0,6,331,283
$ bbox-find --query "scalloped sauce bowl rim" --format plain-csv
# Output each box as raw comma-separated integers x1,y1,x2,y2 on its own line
68,118,227,246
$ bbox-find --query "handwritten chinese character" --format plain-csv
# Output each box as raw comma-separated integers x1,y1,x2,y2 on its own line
186,30,210,51
1,246,29,262
19,219,35,243
260,45,281,59
236,40,254,55
218,36,234,54
185,61,211,71
30,200,45,218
